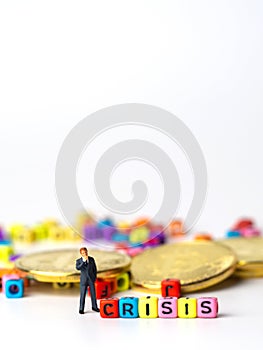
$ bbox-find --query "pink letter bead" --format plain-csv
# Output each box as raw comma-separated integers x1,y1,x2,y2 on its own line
158,297,177,318
2,274,19,294
197,297,218,318
239,227,261,238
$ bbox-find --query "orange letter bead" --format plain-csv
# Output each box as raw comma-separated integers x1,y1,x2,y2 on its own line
100,298,119,318
161,279,181,297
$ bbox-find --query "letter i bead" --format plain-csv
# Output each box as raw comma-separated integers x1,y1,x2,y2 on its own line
178,297,197,318
197,297,218,318
158,297,177,318
138,296,158,318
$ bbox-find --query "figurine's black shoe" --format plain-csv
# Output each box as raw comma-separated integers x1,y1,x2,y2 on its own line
92,307,100,312
79,310,84,314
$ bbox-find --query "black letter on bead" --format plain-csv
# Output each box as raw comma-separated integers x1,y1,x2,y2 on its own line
165,285,173,297
200,301,212,314
122,303,134,316
185,303,189,315
104,303,114,316
161,301,173,314
101,285,109,298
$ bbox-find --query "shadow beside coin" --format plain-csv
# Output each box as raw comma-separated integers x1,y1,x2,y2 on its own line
188,276,245,293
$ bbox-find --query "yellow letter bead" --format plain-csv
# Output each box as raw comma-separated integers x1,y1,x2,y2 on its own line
129,226,149,244
0,245,14,263
14,228,35,243
32,224,48,240
47,226,66,241
138,296,158,318
178,297,197,318
63,227,82,241
116,272,130,292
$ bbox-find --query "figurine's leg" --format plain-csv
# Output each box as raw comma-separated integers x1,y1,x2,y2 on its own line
79,284,87,312
89,282,99,309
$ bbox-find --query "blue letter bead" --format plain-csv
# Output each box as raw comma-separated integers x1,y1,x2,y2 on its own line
5,279,24,298
119,297,139,318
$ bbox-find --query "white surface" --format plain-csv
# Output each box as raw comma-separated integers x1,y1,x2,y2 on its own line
0,1,263,349
1,273,263,350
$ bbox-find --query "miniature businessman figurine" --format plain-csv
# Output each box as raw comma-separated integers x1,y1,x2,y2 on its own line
76,247,100,314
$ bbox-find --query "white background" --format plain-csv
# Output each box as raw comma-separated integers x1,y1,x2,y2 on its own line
0,1,263,349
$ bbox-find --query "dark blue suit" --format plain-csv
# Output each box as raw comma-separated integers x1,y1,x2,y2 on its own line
76,256,98,311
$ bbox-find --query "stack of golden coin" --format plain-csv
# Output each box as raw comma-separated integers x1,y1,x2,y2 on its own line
130,240,237,293
15,248,131,283
217,237,263,277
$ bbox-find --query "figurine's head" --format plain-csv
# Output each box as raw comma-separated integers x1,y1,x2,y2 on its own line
80,247,88,258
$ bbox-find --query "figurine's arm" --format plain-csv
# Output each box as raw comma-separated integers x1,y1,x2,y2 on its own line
92,258,97,279
76,259,84,271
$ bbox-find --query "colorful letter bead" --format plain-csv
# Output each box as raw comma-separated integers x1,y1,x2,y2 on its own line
239,227,261,238
0,244,14,263
63,227,82,241
48,226,65,241
100,298,119,318
232,218,253,230
83,224,100,240
161,279,181,298
168,220,184,237
138,296,158,318
226,230,241,238
103,277,118,294
178,297,197,318
194,233,213,241
5,279,24,298
92,279,111,299
2,274,19,294
158,297,177,318
116,272,130,292
197,297,218,318
126,246,144,257
111,232,129,242
119,297,139,318
129,227,149,244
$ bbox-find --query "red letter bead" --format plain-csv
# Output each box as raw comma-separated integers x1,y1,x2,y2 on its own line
158,297,177,318
108,277,118,294
92,279,111,299
161,279,181,297
197,297,218,318
100,298,119,318
232,218,253,230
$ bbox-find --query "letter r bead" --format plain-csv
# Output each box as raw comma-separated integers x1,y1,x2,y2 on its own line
161,279,181,297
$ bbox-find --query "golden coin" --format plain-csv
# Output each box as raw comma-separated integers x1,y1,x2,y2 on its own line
27,265,131,283
15,248,131,277
27,272,81,283
233,268,263,278
130,241,237,292
218,237,263,269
